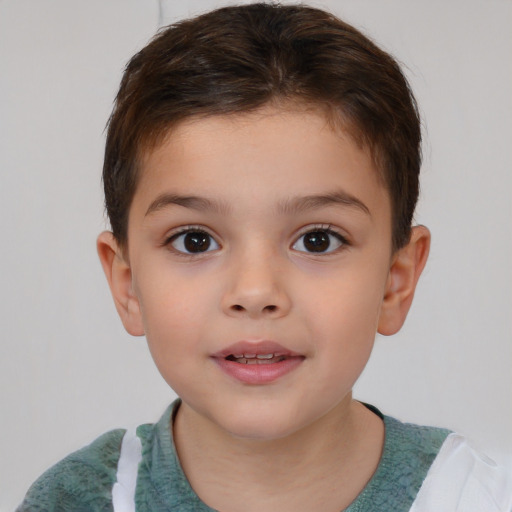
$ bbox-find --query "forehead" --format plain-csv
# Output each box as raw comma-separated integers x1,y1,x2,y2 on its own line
133,107,390,221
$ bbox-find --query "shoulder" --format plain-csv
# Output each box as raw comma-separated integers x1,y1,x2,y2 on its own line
410,433,512,512
384,414,451,449
382,414,452,480
344,412,452,511
17,428,126,512
356,414,511,511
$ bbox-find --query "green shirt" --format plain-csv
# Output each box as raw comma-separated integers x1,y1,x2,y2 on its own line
18,400,450,511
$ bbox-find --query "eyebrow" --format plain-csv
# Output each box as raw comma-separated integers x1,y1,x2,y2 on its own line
145,189,370,217
278,190,370,216
145,193,231,216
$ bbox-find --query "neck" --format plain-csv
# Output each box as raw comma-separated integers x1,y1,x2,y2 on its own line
173,395,384,512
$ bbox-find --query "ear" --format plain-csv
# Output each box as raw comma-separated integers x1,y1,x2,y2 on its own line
377,225,431,336
96,231,145,336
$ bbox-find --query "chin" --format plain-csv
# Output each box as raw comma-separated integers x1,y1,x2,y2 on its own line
212,403,310,442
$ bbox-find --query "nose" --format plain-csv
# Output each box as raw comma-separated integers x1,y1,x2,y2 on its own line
221,251,291,319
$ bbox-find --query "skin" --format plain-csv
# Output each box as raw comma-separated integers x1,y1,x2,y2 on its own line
98,106,430,511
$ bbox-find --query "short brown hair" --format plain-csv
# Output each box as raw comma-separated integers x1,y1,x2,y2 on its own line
103,2,421,250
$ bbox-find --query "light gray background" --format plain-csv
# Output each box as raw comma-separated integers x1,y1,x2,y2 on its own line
1,0,511,509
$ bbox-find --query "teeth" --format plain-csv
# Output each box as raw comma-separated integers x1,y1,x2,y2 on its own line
228,353,286,365
229,353,281,360
245,358,275,365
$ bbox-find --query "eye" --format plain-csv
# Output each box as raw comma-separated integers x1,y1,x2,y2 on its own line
292,228,346,254
168,229,220,254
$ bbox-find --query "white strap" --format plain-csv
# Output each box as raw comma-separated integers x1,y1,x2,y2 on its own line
112,429,143,512
410,433,512,512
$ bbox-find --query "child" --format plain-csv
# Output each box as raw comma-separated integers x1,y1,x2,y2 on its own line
18,3,512,511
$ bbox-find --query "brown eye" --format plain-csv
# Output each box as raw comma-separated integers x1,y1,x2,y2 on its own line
170,230,219,254
303,231,330,252
293,229,345,253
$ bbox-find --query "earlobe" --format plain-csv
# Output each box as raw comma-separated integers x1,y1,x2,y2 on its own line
96,231,145,336
377,226,431,336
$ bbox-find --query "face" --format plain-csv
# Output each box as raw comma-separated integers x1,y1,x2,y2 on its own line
124,107,395,440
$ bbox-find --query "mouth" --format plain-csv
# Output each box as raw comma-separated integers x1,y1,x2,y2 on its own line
225,353,290,365
212,341,304,384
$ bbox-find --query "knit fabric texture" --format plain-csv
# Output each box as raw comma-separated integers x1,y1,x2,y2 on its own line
18,400,450,511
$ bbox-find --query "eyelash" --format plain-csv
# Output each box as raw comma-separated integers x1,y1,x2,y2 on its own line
292,224,349,255
164,226,220,256
163,224,349,256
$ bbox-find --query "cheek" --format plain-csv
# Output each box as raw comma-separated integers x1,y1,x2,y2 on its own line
300,262,388,332
137,261,217,312
309,282,383,391
134,271,215,350
137,283,209,389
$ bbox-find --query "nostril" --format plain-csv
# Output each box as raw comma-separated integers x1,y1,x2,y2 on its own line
230,304,277,313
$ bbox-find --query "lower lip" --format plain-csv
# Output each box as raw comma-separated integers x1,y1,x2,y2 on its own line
213,357,304,385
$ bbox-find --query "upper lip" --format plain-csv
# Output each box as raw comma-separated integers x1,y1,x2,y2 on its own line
212,340,302,359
